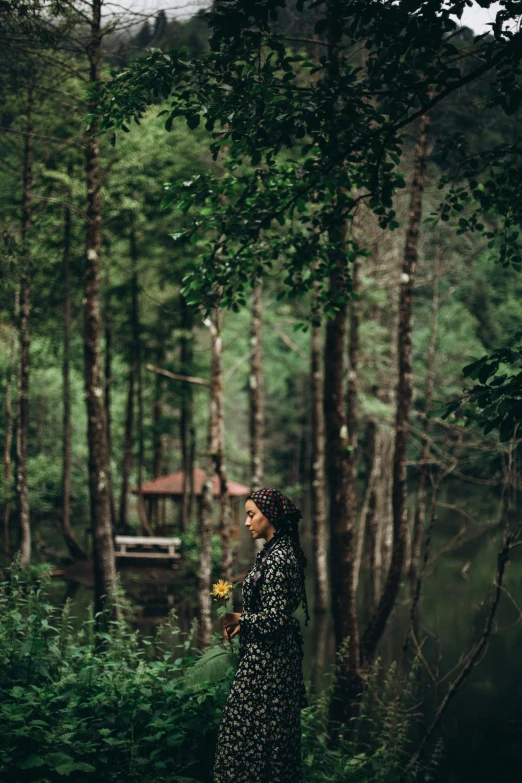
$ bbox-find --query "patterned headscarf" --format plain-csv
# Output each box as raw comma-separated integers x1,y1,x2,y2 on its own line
248,487,302,531
248,487,309,626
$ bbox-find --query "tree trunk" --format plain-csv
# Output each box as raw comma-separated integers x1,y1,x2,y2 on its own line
3,292,18,555
118,370,134,531
310,301,328,613
62,193,87,559
104,265,117,531
130,220,153,536
198,461,214,650
381,441,394,575
37,398,45,455
153,368,163,479
361,109,431,667
249,281,264,492
310,609,329,695
196,309,228,650
354,419,380,595
16,77,34,565
347,250,360,591
84,1,117,616
151,366,163,530
205,311,232,580
409,251,439,593
323,13,363,722
362,421,383,610
324,221,362,723
180,298,195,531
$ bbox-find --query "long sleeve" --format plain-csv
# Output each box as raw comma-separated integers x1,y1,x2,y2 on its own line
239,551,296,637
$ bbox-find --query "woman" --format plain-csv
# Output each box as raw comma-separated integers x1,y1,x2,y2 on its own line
213,487,310,783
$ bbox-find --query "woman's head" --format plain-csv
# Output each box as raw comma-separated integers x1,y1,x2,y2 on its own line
245,487,302,540
246,486,310,626
244,497,277,542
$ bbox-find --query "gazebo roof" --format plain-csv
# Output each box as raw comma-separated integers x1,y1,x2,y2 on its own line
131,468,250,498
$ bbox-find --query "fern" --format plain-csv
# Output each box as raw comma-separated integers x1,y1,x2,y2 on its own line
183,643,238,687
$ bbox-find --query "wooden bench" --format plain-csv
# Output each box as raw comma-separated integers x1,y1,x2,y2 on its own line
114,535,182,560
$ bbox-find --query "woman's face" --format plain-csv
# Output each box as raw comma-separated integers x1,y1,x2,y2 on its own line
245,499,276,542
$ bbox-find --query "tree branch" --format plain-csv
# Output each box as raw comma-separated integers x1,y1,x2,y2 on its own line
145,363,210,387
410,448,520,766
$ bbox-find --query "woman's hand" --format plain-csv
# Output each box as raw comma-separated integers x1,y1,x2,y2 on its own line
221,611,241,640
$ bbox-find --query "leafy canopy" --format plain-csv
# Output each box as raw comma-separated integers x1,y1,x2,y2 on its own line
97,1,522,314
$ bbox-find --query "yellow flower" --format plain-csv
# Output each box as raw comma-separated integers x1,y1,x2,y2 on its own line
211,579,234,599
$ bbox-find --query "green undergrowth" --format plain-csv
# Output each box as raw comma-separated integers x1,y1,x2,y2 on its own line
0,560,439,783
302,655,441,783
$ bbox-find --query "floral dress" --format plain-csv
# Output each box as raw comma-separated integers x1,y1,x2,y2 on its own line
213,534,307,783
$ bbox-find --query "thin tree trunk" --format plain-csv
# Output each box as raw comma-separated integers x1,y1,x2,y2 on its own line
153,368,162,479
403,463,444,661
310,609,329,695
347,249,361,590
363,422,383,610
361,109,431,667
354,419,379,595
196,310,227,650
37,398,45,454
3,293,18,555
104,265,117,531
310,298,328,613
250,281,264,492
309,33,329,610
130,220,153,536
205,311,232,580
84,0,117,616
409,252,439,593
151,366,162,530
198,461,213,650
16,77,34,565
381,430,394,575
180,299,195,531
118,370,134,531
62,193,87,560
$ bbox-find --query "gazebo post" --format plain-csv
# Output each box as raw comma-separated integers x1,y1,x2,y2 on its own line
147,497,155,532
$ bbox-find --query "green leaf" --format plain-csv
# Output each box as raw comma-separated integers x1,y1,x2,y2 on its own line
184,645,238,687
314,19,330,36
18,755,45,769
186,114,200,130
44,753,88,775
45,753,74,767
499,418,514,443
462,357,488,380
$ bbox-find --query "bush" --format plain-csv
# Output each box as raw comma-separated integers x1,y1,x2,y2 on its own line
0,558,232,783
0,559,440,783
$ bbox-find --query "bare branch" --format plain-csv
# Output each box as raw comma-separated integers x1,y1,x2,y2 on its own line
145,362,210,387
410,448,521,766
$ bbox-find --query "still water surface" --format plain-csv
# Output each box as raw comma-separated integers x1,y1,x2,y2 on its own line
50,479,522,783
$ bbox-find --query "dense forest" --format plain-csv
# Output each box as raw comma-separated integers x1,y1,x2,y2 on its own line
1,1,522,782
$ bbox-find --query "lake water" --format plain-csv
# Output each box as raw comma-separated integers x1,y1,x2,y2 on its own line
48,478,522,783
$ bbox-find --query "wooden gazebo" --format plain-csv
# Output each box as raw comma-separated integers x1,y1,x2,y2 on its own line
131,468,250,531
